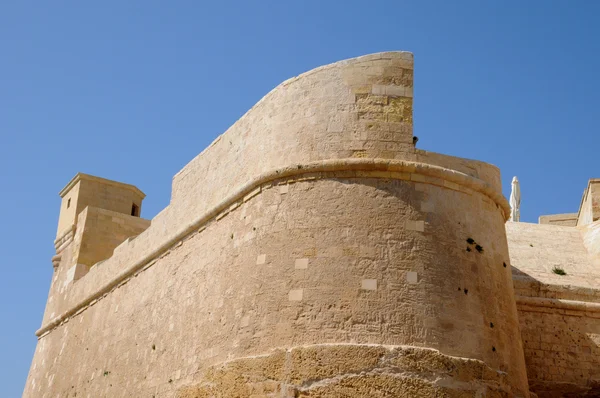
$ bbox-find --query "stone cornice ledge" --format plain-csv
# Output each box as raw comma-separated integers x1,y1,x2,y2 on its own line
512,274,600,302
59,172,145,198
54,224,76,252
36,157,509,338
516,295,600,316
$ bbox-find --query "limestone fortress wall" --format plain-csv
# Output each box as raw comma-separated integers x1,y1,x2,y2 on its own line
24,52,600,397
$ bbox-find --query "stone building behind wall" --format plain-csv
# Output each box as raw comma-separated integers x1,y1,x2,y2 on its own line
23,52,600,397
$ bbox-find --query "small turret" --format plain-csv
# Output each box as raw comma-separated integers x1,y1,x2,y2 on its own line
55,173,150,282
57,173,145,238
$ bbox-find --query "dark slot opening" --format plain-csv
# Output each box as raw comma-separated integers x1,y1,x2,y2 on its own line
131,203,139,217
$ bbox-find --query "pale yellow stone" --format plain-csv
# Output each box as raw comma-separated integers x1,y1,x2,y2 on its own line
294,258,309,270
443,180,460,191
27,51,580,398
405,220,425,232
361,279,377,290
288,289,303,301
421,201,434,213
406,271,418,284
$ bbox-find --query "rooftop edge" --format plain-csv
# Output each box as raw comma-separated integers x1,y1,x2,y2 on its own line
59,173,146,199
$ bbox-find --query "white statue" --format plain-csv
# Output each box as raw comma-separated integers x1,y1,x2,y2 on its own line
509,176,520,222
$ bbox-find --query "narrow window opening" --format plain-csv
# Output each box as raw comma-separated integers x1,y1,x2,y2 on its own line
67,198,71,208
131,203,140,217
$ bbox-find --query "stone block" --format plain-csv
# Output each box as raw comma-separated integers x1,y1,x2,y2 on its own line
295,258,309,269
361,279,377,290
405,220,425,232
406,271,418,284
288,289,304,301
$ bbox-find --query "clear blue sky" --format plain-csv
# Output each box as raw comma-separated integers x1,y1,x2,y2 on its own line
1,1,599,395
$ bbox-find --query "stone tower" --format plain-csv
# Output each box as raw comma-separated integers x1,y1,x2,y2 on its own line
24,53,531,397
49,173,150,317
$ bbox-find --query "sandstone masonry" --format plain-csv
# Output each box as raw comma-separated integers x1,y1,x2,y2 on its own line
23,52,600,397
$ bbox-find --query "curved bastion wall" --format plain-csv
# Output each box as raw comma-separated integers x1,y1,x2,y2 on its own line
25,52,529,397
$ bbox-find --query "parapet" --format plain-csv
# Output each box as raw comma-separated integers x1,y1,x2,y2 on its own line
538,213,578,226
170,52,417,219
67,206,151,281
537,179,600,228
577,178,600,226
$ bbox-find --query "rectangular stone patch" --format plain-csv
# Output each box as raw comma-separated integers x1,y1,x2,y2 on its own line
361,279,377,290
385,85,406,97
295,258,309,269
372,85,386,96
372,84,412,98
256,254,266,265
289,289,303,301
240,315,250,327
405,220,425,232
280,185,289,194
406,271,418,284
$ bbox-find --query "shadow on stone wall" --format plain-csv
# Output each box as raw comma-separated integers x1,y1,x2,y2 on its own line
511,267,600,398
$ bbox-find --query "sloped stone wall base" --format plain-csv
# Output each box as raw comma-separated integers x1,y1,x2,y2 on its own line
177,344,520,398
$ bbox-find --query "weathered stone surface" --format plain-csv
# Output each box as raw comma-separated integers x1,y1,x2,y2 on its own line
176,345,515,398
507,216,600,396
577,179,600,226
538,213,578,227
34,51,600,398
